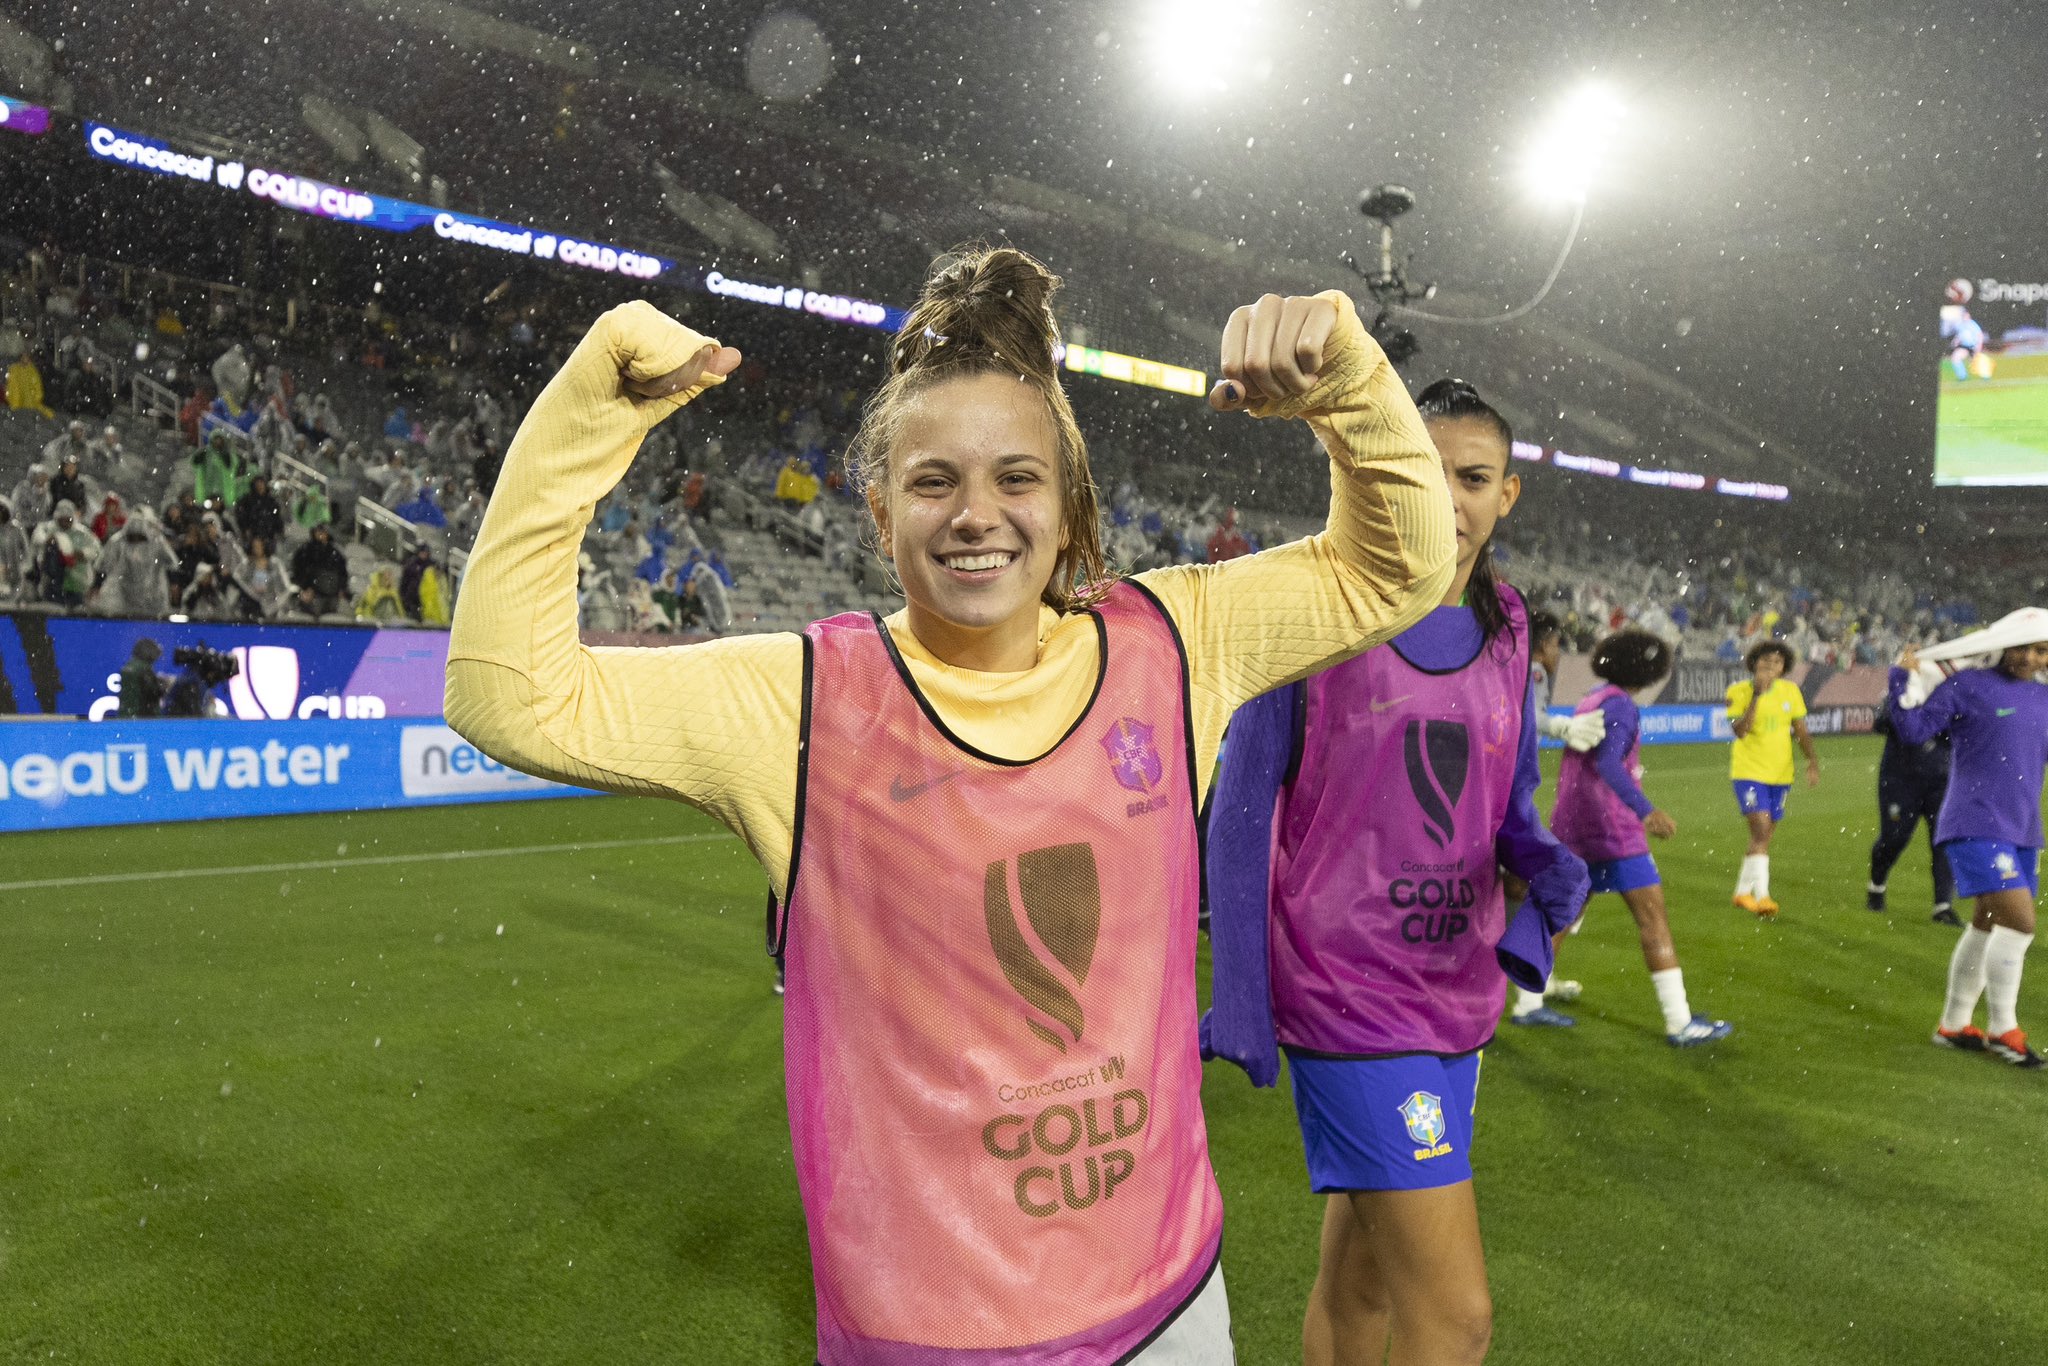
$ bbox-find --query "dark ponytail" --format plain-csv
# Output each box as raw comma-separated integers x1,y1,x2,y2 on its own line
1415,377,1516,650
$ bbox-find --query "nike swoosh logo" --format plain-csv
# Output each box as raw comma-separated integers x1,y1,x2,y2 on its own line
1997,707,2018,717
890,770,965,802
1369,695,1414,714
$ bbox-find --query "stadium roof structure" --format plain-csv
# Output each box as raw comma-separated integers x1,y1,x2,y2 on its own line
8,0,2041,516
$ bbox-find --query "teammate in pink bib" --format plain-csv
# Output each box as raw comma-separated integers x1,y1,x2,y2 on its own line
1549,629,1734,1047
1205,380,1587,1366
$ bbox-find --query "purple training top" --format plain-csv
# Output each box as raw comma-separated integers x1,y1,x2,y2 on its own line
1888,665,2048,849
1552,684,1654,865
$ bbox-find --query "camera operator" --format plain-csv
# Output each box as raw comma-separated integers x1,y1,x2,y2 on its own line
116,638,169,718
162,644,240,718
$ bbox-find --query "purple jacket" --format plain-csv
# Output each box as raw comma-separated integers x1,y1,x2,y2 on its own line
1888,665,2048,848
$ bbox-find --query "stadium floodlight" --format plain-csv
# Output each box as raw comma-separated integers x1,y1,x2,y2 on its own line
1143,0,1243,94
1522,84,1624,203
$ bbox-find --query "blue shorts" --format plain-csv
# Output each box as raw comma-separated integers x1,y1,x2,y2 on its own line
1943,840,2040,899
1588,853,1661,895
1733,781,1789,823
1285,1049,1481,1193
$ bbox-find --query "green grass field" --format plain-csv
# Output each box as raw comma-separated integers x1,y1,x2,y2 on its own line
1935,351,2048,485
5,736,2047,1364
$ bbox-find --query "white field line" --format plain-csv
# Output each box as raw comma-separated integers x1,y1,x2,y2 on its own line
0,832,737,893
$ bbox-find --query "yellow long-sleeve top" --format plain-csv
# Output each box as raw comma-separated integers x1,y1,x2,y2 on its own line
446,297,1455,898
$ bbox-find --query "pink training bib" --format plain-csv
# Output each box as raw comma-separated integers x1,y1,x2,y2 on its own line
780,581,1221,1365
1270,589,1530,1057
1551,684,1649,864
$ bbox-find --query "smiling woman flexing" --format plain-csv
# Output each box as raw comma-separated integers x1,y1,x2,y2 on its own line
445,246,1453,1366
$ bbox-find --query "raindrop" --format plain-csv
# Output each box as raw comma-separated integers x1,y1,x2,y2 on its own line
496,924,505,936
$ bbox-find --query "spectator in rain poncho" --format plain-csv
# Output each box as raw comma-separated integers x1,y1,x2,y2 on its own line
325,449,363,534
192,434,237,506
0,499,29,602
31,500,99,606
203,512,249,589
354,565,405,622
1205,507,1251,563
42,419,92,469
364,449,412,505
90,492,127,544
298,392,340,442
202,392,258,441
775,454,820,508
398,543,451,625
294,481,333,532
6,352,53,417
624,577,667,633
576,551,624,632
597,492,633,534
446,484,486,550
10,465,53,527
87,424,126,471
394,480,448,529
180,562,236,619
383,406,413,441
91,507,177,618
686,557,731,634
240,537,292,619
211,343,252,407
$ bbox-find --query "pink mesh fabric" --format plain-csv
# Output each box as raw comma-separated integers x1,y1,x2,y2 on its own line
784,584,1221,1364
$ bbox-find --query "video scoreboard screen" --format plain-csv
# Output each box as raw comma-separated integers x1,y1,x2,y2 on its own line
1935,276,2048,486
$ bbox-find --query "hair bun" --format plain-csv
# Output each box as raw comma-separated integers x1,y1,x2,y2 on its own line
892,245,1063,379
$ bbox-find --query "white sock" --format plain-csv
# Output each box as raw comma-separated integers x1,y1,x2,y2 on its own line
1652,967,1691,1034
1942,925,1993,1031
1867,880,1886,894
1752,856,1770,899
1985,927,2034,1037
1513,987,1547,1017
1737,855,1767,897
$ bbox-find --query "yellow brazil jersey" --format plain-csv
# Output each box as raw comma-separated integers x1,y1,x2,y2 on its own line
1725,678,1807,784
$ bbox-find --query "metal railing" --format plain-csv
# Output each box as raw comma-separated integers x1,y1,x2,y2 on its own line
129,371,182,426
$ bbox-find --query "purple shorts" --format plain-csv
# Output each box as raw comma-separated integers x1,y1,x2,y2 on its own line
1734,780,1789,823
1286,1049,1481,1193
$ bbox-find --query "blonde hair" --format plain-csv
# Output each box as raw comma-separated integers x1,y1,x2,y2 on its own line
847,245,1108,613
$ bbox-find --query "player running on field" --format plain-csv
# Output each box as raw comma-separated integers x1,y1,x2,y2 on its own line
1550,629,1734,1047
1726,640,1821,917
1202,378,1589,1366
447,247,1455,1365
1890,621,2048,1069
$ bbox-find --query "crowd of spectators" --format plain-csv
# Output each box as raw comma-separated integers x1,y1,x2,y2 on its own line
3,237,2039,669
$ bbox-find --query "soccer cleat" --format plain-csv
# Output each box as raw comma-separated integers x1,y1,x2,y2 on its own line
1866,884,1887,913
1511,1006,1576,1028
1748,896,1780,919
1545,979,1583,1003
1668,1015,1733,1047
1931,904,1961,927
1988,1029,2045,1069
1931,1024,1988,1052
1732,893,1761,913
